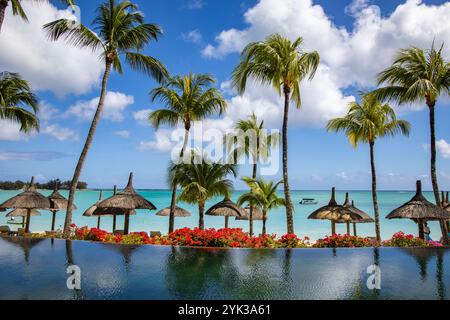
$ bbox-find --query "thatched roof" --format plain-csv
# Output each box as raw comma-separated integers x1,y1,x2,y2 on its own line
0,177,51,210
6,208,41,217
308,188,357,222
235,205,263,221
338,193,374,224
83,190,135,217
96,173,156,210
206,197,247,217
386,181,450,220
156,206,191,217
48,184,76,212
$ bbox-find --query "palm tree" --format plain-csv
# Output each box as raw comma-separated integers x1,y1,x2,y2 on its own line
237,177,285,236
327,94,410,242
373,44,450,206
0,0,75,33
44,0,168,234
0,71,39,133
232,34,319,234
225,113,279,235
150,73,227,234
172,154,237,230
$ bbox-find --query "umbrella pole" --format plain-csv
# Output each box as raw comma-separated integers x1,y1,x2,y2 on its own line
97,216,101,229
418,219,425,240
124,211,130,235
346,222,350,236
113,214,116,232
51,211,57,231
22,216,25,228
225,216,229,229
353,223,357,236
25,209,31,234
331,221,336,235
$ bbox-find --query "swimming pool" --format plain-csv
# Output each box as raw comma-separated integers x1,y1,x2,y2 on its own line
0,236,448,300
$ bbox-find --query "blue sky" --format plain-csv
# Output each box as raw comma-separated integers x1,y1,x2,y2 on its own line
0,0,449,190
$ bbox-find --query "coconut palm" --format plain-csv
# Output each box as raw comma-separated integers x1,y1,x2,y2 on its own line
44,0,169,234
225,113,279,235
232,33,319,234
373,44,450,206
150,73,227,233
0,71,39,133
327,94,410,242
237,177,285,236
0,0,75,33
172,154,237,230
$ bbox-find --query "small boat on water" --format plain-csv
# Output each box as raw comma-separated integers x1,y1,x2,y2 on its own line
300,198,318,205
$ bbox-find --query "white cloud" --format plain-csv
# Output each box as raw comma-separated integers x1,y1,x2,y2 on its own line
0,120,35,141
437,139,450,159
115,130,130,138
186,0,204,10
38,102,59,122
0,151,66,161
201,0,450,126
66,91,134,122
42,124,79,141
182,29,203,44
0,2,103,97
138,130,176,152
133,109,152,126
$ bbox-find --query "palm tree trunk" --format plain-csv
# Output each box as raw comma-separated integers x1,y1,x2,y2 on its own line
63,61,112,235
370,141,381,242
428,103,440,205
168,126,190,234
0,0,8,33
262,210,267,236
198,199,205,230
248,161,257,236
282,87,294,234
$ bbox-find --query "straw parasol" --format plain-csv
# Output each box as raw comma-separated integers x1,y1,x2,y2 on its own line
0,177,51,233
96,173,156,235
386,181,450,241
156,206,191,217
6,209,41,228
308,187,359,235
206,197,247,228
339,193,374,236
48,183,76,231
235,205,263,221
84,189,136,230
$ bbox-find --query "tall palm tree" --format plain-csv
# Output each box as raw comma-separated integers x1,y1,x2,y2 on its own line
237,177,285,236
0,0,75,33
373,44,450,206
0,71,39,133
172,154,237,230
327,94,410,242
225,113,279,235
232,34,320,234
150,73,227,234
44,0,168,234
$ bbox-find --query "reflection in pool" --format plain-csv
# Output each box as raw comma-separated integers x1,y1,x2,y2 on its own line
0,237,448,300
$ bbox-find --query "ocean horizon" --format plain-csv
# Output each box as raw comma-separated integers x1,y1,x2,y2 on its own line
0,189,444,241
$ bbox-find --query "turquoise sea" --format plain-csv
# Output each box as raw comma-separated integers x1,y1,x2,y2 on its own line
0,189,445,241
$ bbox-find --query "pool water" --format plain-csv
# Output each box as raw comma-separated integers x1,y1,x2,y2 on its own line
0,237,448,300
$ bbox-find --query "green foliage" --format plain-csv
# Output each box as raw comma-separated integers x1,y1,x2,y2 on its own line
0,72,39,133
237,177,285,214
0,179,87,190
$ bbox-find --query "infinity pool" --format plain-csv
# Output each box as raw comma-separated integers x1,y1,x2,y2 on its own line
0,237,448,300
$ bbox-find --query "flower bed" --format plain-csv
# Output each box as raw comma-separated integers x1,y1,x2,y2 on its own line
25,226,445,248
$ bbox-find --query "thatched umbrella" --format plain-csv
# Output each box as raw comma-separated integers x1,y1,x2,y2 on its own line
96,173,156,235
235,205,263,221
339,193,374,236
6,208,41,228
157,206,191,217
386,181,450,241
0,177,51,233
308,187,359,235
206,197,247,228
48,183,76,231
84,189,136,230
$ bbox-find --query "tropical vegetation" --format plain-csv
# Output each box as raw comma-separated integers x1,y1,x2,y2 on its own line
327,94,410,242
